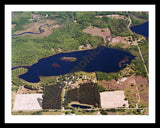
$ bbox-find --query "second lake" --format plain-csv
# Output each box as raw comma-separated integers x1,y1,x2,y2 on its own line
130,21,149,39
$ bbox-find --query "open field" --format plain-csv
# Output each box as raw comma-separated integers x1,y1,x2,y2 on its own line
100,90,129,108
95,14,127,20
83,26,111,40
13,94,42,112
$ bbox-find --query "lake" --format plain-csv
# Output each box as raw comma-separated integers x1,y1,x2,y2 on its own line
130,21,149,39
13,46,135,83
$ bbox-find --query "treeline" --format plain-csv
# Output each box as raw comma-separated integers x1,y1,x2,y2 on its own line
128,11,148,20
130,15,146,26
96,71,119,81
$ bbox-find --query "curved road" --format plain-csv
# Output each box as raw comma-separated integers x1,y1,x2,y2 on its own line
128,14,132,29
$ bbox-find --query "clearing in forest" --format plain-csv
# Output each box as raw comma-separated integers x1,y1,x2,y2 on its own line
83,26,111,40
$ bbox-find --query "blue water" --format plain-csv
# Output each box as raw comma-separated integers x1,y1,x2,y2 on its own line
71,104,91,109
130,21,149,39
13,46,135,83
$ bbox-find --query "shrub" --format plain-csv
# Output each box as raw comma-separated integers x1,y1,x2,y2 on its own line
100,109,108,115
106,108,116,112
65,111,71,115
129,103,136,108
71,108,76,114
124,98,128,100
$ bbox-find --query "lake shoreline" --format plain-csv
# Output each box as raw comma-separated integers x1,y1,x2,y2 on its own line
12,45,127,69
17,46,134,83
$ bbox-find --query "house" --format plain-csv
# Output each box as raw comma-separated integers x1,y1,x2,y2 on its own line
45,13,48,18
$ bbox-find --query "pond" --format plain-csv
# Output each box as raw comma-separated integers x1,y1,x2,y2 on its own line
71,104,91,109
12,46,135,83
130,21,149,39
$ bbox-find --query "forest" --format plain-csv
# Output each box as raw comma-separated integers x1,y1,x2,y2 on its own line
96,71,119,81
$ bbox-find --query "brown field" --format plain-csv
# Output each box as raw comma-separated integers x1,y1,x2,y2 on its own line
83,26,135,47
13,94,43,112
83,26,111,40
95,14,127,20
98,75,148,108
98,79,126,90
109,36,130,44
100,90,129,108
98,75,148,90
98,75,148,91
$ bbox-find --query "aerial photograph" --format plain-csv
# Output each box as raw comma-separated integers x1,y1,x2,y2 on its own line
11,11,149,116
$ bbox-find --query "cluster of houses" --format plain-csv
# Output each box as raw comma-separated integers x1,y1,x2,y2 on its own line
79,43,91,50
57,73,95,90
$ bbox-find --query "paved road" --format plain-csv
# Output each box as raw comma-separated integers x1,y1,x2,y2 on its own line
50,107,148,112
128,14,132,29
137,45,149,76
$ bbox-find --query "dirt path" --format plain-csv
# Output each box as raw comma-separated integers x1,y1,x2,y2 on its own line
62,88,65,111
135,86,141,108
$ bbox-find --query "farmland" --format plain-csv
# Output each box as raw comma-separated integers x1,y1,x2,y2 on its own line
64,82,101,108
13,94,42,112
100,91,129,108
42,84,63,109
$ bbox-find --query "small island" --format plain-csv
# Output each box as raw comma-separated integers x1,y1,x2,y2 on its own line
60,57,77,62
52,63,61,68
